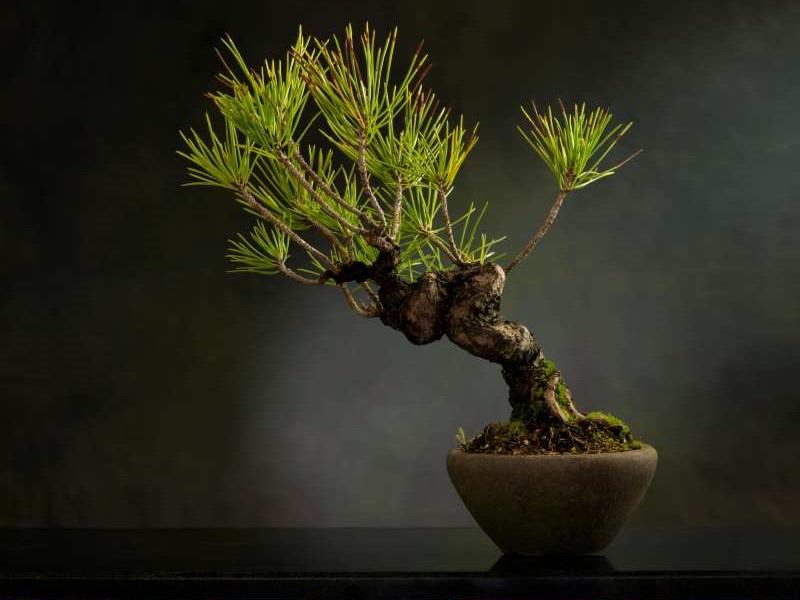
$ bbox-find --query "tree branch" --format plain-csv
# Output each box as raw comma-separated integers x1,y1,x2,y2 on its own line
359,281,380,304
437,185,465,265
277,262,324,285
341,284,380,317
357,131,387,228
237,185,333,269
307,216,350,259
505,176,574,273
291,148,373,227
276,150,369,235
390,178,404,240
424,229,461,265
346,235,357,258
606,148,644,172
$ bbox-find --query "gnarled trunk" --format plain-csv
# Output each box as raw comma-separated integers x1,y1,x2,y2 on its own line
375,261,582,425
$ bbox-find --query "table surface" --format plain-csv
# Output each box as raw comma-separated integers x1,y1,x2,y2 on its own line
0,526,798,599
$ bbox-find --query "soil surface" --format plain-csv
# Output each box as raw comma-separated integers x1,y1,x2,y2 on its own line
459,417,642,455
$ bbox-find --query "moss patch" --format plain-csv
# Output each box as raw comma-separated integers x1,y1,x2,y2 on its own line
585,411,631,433
510,359,578,423
459,416,642,455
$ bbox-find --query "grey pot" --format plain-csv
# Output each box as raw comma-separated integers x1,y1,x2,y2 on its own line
447,445,658,555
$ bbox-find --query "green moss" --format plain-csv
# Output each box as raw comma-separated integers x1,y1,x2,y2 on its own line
497,358,643,453
479,420,530,442
529,359,576,422
506,420,528,436
460,413,642,455
585,411,631,433
554,380,573,419
538,359,558,378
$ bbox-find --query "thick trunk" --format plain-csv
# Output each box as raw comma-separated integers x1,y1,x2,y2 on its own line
325,248,585,425
376,261,581,425
326,250,637,451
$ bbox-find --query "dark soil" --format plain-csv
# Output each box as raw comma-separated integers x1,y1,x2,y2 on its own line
459,415,642,455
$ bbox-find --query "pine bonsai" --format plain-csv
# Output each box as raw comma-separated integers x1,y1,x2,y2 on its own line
179,25,642,454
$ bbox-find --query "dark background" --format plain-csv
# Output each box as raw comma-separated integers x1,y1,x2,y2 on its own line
2,0,799,527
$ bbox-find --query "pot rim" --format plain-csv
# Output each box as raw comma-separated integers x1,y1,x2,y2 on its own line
448,443,657,459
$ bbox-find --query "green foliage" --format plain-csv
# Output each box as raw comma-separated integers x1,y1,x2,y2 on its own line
299,25,424,151
227,221,290,275
178,25,636,288
397,189,505,278
455,202,506,263
421,117,479,188
366,89,447,185
178,115,255,191
455,427,468,447
210,33,313,149
179,24,506,283
518,102,638,191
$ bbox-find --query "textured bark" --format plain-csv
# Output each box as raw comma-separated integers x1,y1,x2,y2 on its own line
444,264,539,365
440,263,582,425
378,273,449,345
372,260,578,424
325,244,583,425
502,362,582,424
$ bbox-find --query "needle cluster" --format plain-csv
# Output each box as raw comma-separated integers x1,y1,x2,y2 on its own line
178,24,638,316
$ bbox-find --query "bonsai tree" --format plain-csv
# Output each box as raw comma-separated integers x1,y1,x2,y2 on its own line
179,25,642,454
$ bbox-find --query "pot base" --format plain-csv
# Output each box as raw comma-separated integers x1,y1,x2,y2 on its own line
447,445,657,555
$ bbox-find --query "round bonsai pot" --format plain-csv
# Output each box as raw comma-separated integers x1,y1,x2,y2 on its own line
446,445,657,555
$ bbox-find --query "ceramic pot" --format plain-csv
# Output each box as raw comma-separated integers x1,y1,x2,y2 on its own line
447,445,657,555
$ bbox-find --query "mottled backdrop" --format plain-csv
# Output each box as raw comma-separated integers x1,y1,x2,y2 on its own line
2,0,799,526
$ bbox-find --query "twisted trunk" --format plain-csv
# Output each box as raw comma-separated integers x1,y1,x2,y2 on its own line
325,243,589,426
373,260,583,425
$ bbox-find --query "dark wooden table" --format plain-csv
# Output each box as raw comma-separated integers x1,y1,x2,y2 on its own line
0,526,798,599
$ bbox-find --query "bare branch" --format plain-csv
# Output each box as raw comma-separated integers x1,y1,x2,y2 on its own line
505,176,574,273
390,178,404,240
437,185,465,265
341,284,380,317
237,185,333,269
277,262,324,285
346,235,357,258
357,131,387,228
424,229,461,264
606,148,644,172
307,216,350,259
359,281,380,304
